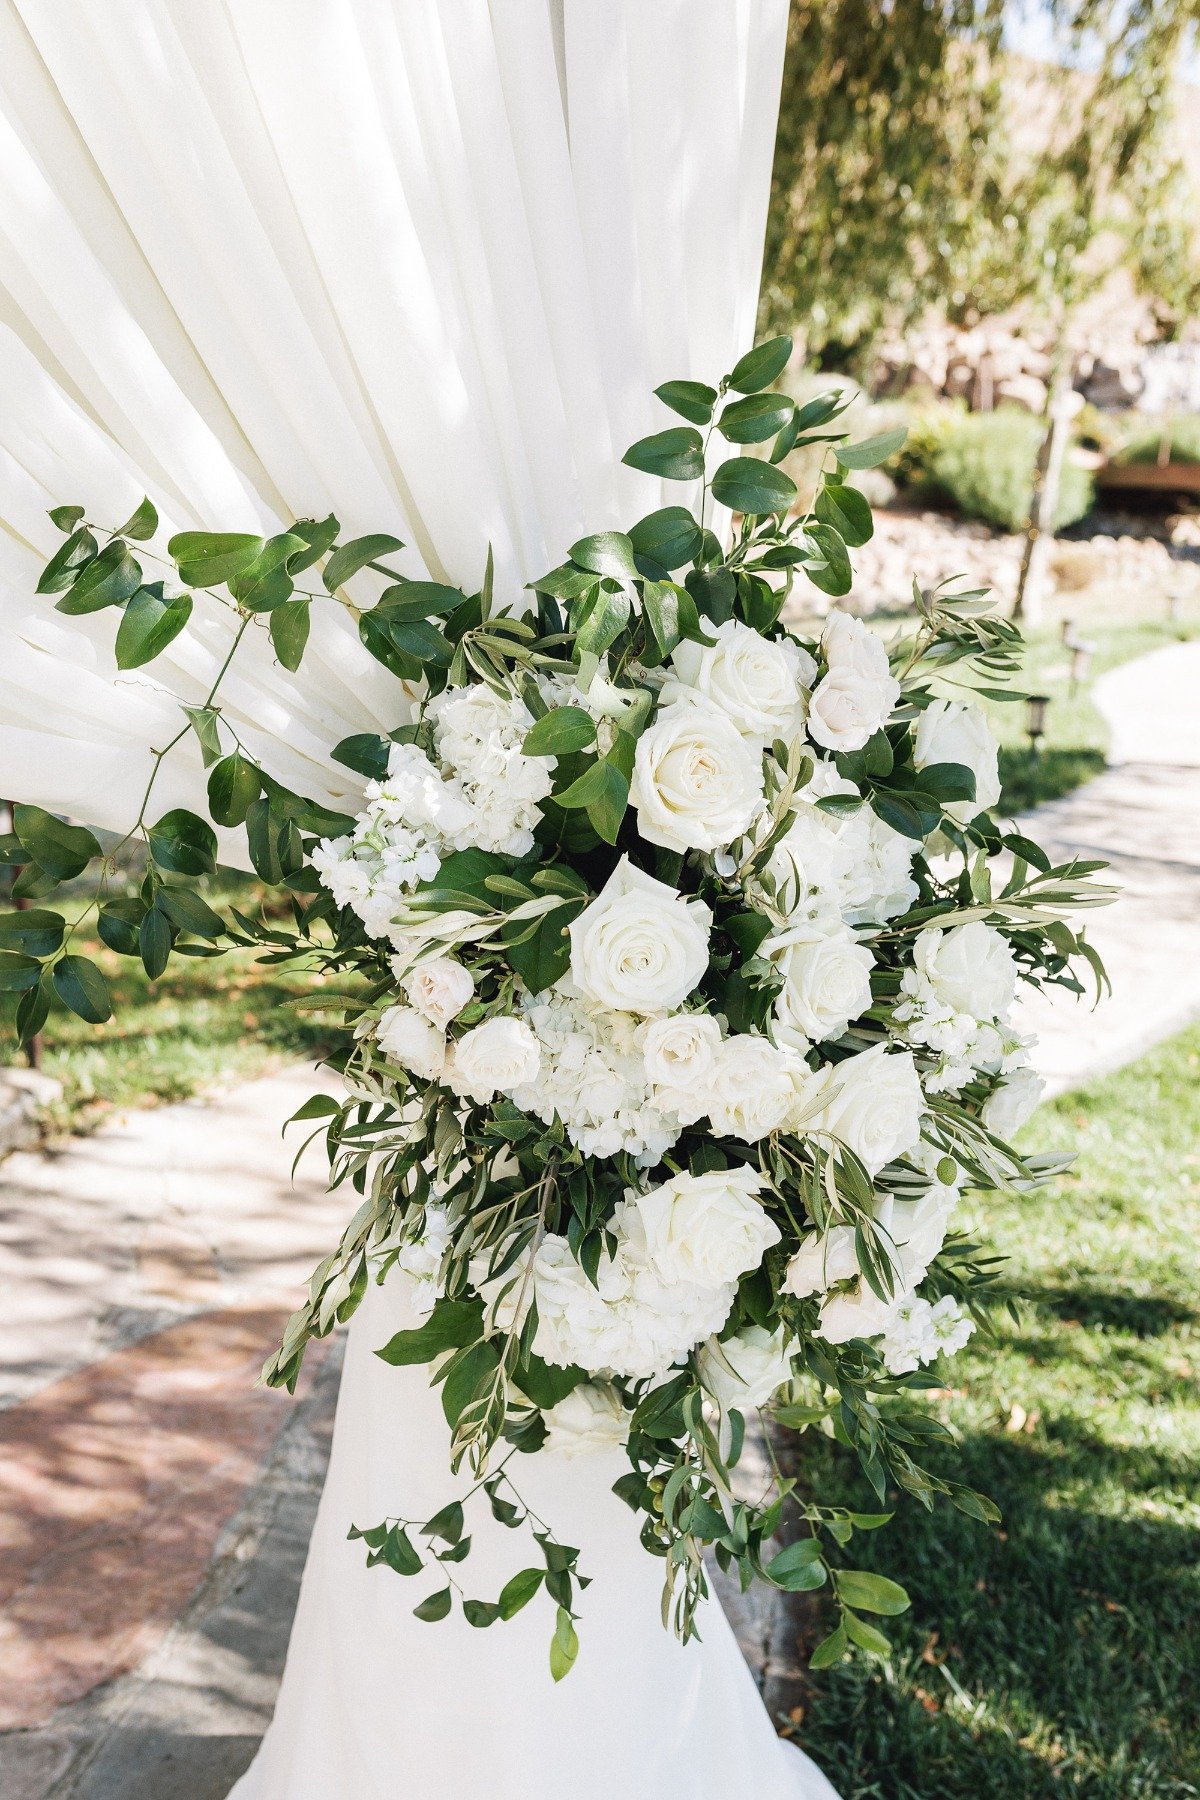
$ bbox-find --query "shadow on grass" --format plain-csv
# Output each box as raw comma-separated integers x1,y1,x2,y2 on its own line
989,1278,1200,1339
999,745,1107,813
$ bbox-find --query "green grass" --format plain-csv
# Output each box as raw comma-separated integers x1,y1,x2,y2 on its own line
0,882,328,1134
795,1025,1200,1798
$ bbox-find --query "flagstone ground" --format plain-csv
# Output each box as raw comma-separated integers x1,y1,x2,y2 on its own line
1,640,1197,1797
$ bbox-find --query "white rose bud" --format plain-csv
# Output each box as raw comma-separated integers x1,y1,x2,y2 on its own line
403,955,474,1029
764,922,875,1049
806,611,900,753
809,1043,924,1175
982,1064,1045,1140
913,699,1001,823
665,619,815,744
569,857,712,1015
914,921,1017,1021
627,1164,780,1289
707,1034,801,1142
783,1224,859,1298
541,1382,630,1458
630,696,765,852
446,1015,540,1103
376,1005,446,1081
698,1325,795,1415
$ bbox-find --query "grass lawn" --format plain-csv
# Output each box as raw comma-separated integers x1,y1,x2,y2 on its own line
0,881,328,1134
795,1024,1200,1798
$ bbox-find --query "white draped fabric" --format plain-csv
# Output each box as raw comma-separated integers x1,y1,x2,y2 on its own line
0,4,843,1795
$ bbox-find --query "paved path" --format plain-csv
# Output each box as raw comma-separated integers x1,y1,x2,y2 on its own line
2,638,1198,1796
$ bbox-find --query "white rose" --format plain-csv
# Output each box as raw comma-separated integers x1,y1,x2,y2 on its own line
913,699,1001,823
624,1165,779,1290
541,1382,629,1457
698,1326,795,1414
403,955,474,1029
707,1034,801,1142
805,611,900,753
665,619,815,744
982,1064,1045,1139
809,1043,924,1175
818,1282,902,1345
446,1015,540,1103
641,1011,723,1123
764,922,875,1049
376,1005,446,1081
914,922,1017,1021
783,1224,859,1299
629,696,765,852
568,857,712,1015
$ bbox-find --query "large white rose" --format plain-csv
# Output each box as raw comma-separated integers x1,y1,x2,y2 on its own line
914,921,1017,1021
623,1165,780,1289
783,1224,859,1299
640,1011,723,1123
698,1326,795,1414
568,858,711,1015
913,699,1001,823
403,955,474,1029
707,1033,801,1142
982,1064,1045,1139
764,921,875,1049
809,1043,924,1174
541,1383,630,1457
629,696,765,852
446,1015,541,1103
665,619,815,744
377,1005,446,1081
806,612,900,753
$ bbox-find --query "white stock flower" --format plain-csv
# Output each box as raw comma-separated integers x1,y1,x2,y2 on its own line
664,619,814,744
640,1011,723,1124
568,857,711,1015
698,1326,795,1414
623,1165,780,1290
914,922,1017,1021
783,1225,859,1299
394,1205,453,1317
880,1294,975,1375
446,1016,540,1103
806,612,900,753
629,696,764,852
764,921,875,1049
913,699,1001,823
982,1064,1046,1140
376,1005,446,1081
707,1034,801,1142
541,1383,630,1457
403,956,474,1029
808,1043,924,1175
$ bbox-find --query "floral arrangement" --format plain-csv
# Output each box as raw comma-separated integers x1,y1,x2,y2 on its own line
3,335,1111,1678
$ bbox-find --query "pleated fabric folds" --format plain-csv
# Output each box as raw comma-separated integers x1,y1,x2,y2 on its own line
0,0,788,833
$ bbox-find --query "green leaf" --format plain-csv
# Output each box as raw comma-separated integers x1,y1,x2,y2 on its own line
870,790,935,840
842,1610,892,1656
550,1607,579,1681
835,426,908,470
52,955,112,1024
269,599,310,670
13,807,100,882
710,457,797,516
56,541,142,614
0,952,42,993
814,481,874,548
323,533,406,592
377,580,464,620
765,1538,828,1592
554,758,628,845
376,1298,484,1367
515,1354,585,1410
208,752,262,828
498,1567,544,1620
834,1570,910,1616
800,523,853,596
422,1501,465,1544
917,761,977,805
621,427,705,481
463,1599,500,1628
809,1623,849,1669
182,705,223,768
0,908,65,957
148,809,218,877
139,904,172,979
717,392,794,444
288,1093,341,1124
501,894,583,994
47,505,85,533
157,887,224,939
413,1587,452,1622
228,533,307,611
115,496,159,541
522,707,597,757
17,977,52,1045
653,379,717,424
728,335,792,393
569,532,639,582
285,513,340,574
628,506,703,572
114,587,193,669
331,734,392,781
168,532,265,589
382,1524,424,1576
441,1340,500,1430
37,527,97,594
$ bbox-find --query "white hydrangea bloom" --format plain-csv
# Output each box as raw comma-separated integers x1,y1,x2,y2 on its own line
760,758,917,930
894,922,1022,1093
426,682,555,855
394,1205,453,1318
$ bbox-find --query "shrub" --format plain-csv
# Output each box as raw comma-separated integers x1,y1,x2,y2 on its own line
923,407,1094,532
1115,413,1200,466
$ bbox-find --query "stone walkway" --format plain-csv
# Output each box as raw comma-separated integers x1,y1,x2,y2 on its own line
1,639,1198,1797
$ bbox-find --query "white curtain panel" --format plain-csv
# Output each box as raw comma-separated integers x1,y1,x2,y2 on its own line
0,0,788,836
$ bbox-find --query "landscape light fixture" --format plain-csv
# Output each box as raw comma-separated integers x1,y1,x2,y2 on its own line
1026,692,1050,758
